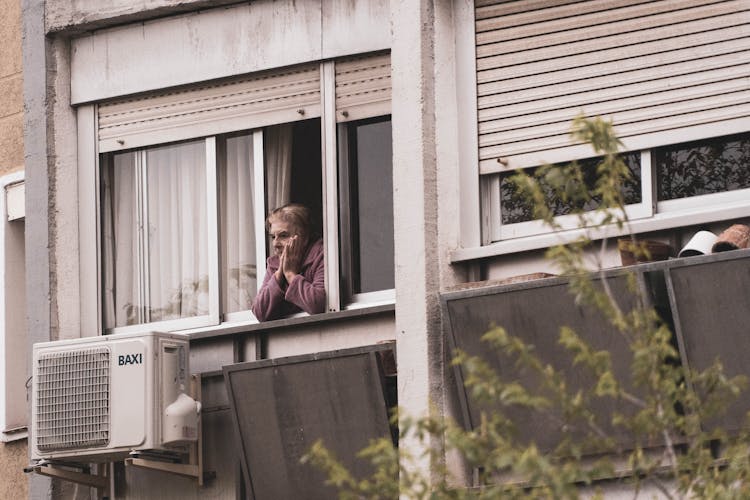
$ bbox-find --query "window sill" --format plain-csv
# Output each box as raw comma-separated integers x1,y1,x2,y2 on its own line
451,198,750,263
1,426,28,443
184,302,395,341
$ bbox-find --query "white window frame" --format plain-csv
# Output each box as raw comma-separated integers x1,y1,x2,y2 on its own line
481,134,750,252
102,137,222,335
489,151,654,242
336,119,396,309
80,56,394,336
220,130,268,324
0,171,28,441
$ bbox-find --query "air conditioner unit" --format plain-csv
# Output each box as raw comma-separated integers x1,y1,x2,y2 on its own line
31,331,200,463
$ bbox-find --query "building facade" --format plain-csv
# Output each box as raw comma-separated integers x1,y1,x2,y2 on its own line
0,0,28,497
20,0,750,498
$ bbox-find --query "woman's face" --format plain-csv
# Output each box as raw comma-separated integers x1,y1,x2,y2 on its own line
269,219,305,256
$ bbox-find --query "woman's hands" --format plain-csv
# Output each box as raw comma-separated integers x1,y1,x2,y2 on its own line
274,235,306,286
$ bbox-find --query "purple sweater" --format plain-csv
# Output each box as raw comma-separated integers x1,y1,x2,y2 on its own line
251,239,326,321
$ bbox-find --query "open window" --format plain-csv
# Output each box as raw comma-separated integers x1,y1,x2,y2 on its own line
218,120,323,323
96,52,391,333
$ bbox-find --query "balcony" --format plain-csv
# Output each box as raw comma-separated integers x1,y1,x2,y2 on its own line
440,248,750,452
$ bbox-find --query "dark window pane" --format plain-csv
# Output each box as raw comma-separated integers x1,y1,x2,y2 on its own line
346,118,394,294
500,153,641,225
655,132,750,201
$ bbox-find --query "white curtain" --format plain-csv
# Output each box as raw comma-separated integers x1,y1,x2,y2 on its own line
221,134,257,313
146,141,208,322
102,126,294,327
265,124,294,213
102,140,208,328
102,152,138,329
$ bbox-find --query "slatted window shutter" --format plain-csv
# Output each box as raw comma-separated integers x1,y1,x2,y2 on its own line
476,0,750,174
98,63,322,152
335,52,391,122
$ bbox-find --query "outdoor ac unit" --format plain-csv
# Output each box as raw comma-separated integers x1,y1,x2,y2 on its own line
31,331,200,463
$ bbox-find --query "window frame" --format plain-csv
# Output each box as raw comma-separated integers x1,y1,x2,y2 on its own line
337,116,396,308
219,130,268,324
101,137,223,335
488,151,654,242
0,171,28,442
465,0,750,262
483,136,750,249
80,54,393,336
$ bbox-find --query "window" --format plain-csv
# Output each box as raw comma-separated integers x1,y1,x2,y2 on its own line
493,152,645,239
475,1,750,248
97,52,391,333
488,132,750,243
0,173,27,441
338,117,394,305
656,132,750,204
101,140,215,331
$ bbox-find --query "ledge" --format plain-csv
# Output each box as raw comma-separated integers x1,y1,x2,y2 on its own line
451,200,750,263
186,303,395,342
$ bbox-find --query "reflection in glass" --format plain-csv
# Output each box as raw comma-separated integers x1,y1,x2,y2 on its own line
219,133,257,314
499,153,642,225
656,132,750,201
146,142,209,323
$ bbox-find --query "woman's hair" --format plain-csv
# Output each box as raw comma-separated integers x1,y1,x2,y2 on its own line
266,203,312,240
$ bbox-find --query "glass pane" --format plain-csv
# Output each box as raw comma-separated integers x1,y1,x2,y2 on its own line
220,133,257,314
146,141,208,322
102,140,208,329
352,119,394,293
101,151,138,329
656,132,750,201
499,152,642,225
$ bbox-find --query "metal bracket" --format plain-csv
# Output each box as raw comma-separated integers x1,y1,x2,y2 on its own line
26,461,109,493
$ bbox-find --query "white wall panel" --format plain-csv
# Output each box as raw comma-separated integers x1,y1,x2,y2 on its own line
322,0,391,57
70,0,390,104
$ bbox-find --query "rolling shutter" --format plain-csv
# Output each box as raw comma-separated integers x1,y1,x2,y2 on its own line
476,0,750,174
335,51,391,122
98,63,321,152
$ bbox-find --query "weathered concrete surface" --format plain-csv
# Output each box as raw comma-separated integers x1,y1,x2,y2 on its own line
0,440,29,499
69,0,390,104
0,1,27,499
0,0,24,176
22,0,53,496
391,0,442,484
45,0,242,33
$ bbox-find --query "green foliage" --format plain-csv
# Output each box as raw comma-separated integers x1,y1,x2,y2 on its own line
303,116,750,499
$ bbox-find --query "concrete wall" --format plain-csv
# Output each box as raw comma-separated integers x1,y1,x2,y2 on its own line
69,0,390,104
0,0,28,497
25,0,400,498
46,0,242,33
0,440,29,499
0,0,24,176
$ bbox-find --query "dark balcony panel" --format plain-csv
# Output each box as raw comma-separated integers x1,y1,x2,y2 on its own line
441,272,655,454
223,344,393,500
666,248,750,434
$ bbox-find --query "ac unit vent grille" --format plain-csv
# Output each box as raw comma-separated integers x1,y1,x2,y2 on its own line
35,347,111,451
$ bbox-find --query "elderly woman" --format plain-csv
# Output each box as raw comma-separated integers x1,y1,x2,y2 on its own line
251,203,326,321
